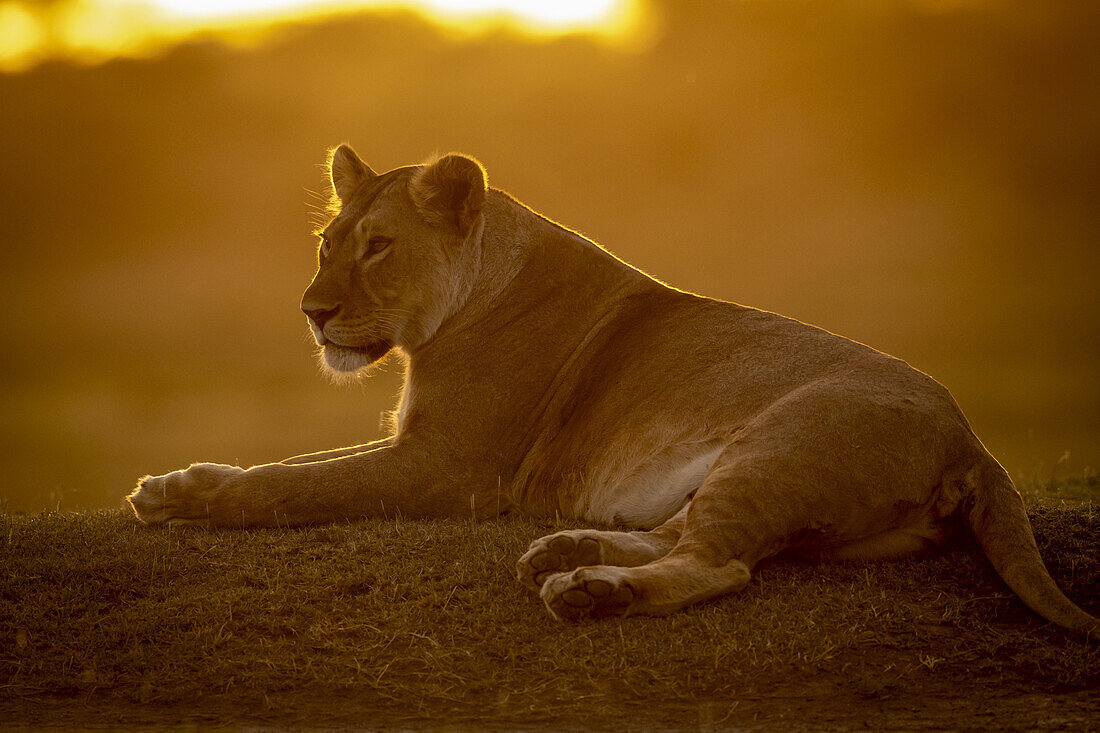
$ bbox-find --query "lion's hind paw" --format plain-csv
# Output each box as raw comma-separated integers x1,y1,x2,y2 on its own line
515,531,603,592
540,566,637,621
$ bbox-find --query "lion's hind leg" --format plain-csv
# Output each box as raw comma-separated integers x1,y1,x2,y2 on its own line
540,551,751,621
535,482,767,621
535,438,833,621
535,381,966,621
515,505,687,593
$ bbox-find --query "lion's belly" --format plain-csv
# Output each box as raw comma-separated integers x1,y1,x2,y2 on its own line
575,439,726,529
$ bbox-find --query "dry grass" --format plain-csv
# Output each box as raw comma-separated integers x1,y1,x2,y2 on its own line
2,476,1097,730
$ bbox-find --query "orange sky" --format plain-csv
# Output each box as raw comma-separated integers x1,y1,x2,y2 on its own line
0,0,648,71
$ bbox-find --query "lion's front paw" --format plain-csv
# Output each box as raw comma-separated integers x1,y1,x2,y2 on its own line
516,531,603,593
128,463,245,526
540,566,637,621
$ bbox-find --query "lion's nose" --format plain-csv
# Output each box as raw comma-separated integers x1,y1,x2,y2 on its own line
303,304,340,330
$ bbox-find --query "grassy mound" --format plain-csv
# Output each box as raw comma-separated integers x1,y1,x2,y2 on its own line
2,477,1097,730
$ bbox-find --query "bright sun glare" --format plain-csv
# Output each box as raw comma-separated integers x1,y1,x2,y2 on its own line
0,0,646,72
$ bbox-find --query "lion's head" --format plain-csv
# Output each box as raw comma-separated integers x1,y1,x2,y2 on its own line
302,146,487,375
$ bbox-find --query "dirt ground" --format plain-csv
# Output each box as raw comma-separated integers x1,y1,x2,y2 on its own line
3,503,1096,731
4,683,1099,731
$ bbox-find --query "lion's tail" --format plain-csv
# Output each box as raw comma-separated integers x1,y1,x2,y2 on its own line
962,458,1098,641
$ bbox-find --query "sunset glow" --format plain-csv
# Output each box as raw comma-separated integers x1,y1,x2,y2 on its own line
0,0,646,72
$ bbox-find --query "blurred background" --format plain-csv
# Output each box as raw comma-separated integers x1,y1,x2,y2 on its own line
0,0,1097,512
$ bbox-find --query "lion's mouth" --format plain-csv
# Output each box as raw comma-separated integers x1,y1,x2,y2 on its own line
325,339,393,364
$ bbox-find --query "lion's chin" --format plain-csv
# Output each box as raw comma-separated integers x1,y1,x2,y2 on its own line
320,340,393,375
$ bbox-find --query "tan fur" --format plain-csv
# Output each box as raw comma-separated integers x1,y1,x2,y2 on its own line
129,147,1098,639
409,153,487,232
329,144,376,203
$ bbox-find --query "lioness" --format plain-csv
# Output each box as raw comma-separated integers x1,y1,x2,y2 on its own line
130,146,1097,638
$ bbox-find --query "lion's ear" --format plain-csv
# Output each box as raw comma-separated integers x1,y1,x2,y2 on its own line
329,144,375,203
409,154,487,234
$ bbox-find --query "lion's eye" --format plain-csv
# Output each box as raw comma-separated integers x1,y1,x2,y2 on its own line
367,236,393,255
319,235,331,258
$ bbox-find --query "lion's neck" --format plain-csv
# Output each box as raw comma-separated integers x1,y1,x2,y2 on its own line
460,190,539,315
456,190,649,326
